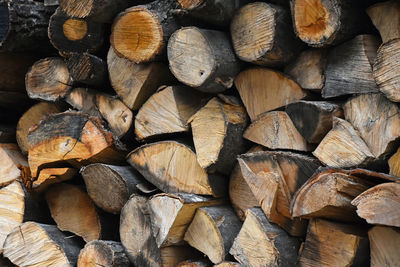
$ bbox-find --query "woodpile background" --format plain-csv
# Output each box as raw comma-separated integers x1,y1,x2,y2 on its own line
0,0,399,266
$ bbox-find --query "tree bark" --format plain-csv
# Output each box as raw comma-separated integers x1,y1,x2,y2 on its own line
78,240,130,267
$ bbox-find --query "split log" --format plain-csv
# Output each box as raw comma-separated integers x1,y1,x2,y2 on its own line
148,193,225,247
48,8,104,56
25,57,72,101
16,102,63,155
184,205,242,264
81,163,151,214
313,117,374,168
27,111,125,179
352,182,400,227
231,2,302,67
3,222,81,266
230,208,300,267
284,49,327,91
127,141,227,196
135,86,207,141
214,262,241,267
0,143,28,187
107,47,174,110
66,52,106,88
0,125,15,143
160,246,204,267
298,219,369,267
235,68,307,121
110,0,180,63
367,0,400,43
78,240,130,267
373,38,400,102
243,111,312,152
368,226,400,267
286,101,343,143
177,259,211,267
0,0,56,52
322,35,380,98
189,96,248,175
290,0,367,47
28,167,77,193
344,93,400,158
389,147,400,177
168,27,241,93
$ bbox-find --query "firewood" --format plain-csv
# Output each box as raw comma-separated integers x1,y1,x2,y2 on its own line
313,117,374,168
127,141,227,196
189,96,248,175
27,167,77,193
160,246,204,267
27,111,125,179
322,35,380,98
177,259,211,267
81,163,151,214
48,8,104,56
0,125,15,143
352,182,400,227
0,143,28,187
373,39,400,102
389,147,400,177
65,88,101,117
368,226,400,267
286,101,343,143
367,0,400,43
107,47,174,110
184,205,242,264
16,102,63,155
243,111,312,152
230,208,300,267
235,68,307,121
231,2,302,67
298,219,369,267
25,57,72,101
214,262,241,267
45,0,59,6
148,193,225,247
135,86,207,141
110,0,180,63
168,27,241,93
78,240,130,267
66,52,106,88
344,93,400,158
3,222,81,266
290,0,368,47
0,0,56,52
284,49,327,91
291,168,375,222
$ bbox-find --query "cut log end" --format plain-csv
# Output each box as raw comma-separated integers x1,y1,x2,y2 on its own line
78,240,130,267
62,18,87,41
60,0,93,18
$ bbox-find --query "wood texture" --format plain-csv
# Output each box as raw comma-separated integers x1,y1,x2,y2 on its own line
78,240,130,267
368,226,400,267
0,143,28,187
367,0,400,43
66,52,106,88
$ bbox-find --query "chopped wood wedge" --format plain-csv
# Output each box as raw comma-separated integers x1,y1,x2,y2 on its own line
367,0,400,43
0,143,28,187
30,167,77,193
78,240,130,267
369,226,400,267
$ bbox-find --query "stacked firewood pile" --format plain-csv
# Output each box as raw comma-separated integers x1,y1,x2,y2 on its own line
0,0,400,266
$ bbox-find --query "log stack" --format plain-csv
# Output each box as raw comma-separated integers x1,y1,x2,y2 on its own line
0,0,399,266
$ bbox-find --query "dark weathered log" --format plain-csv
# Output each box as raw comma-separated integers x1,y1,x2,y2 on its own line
231,2,302,67
368,226,400,267
0,125,15,143
168,27,241,93
367,0,400,43
44,0,59,6
0,143,28,187
235,68,307,121
78,240,130,267
230,208,300,267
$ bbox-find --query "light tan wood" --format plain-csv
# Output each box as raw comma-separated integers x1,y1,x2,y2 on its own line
78,240,130,267
368,226,400,267
63,18,87,41
0,143,28,187
367,0,400,43
30,167,77,193
389,147,400,177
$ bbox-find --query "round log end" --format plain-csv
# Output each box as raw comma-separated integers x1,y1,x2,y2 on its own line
63,18,88,41
60,0,93,18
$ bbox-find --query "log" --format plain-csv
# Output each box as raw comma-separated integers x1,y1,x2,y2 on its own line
235,68,307,121
298,219,369,267
27,167,77,193
284,48,327,91
322,35,380,98
148,193,225,247
160,246,204,267
168,27,241,93
214,262,241,267
368,226,400,267
0,143,28,187
230,208,300,267
367,0,400,43
48,8,104,56
3,222,81,266
177,259,211,267
352,182,400,227
25,57,72,101
313,117,374,168
286,101,343,143
107,47,174,110
290,0,368,47
184,205,242,264
231,2,302,67
243,111,312,152
110,0,180,63
127,141,227,197
45,0,59,6
389,147,400,177
0,0,56,52
135,86,207,141
81,163,151,214
189,96,248,175
78,240,130,267
16,101,63,155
